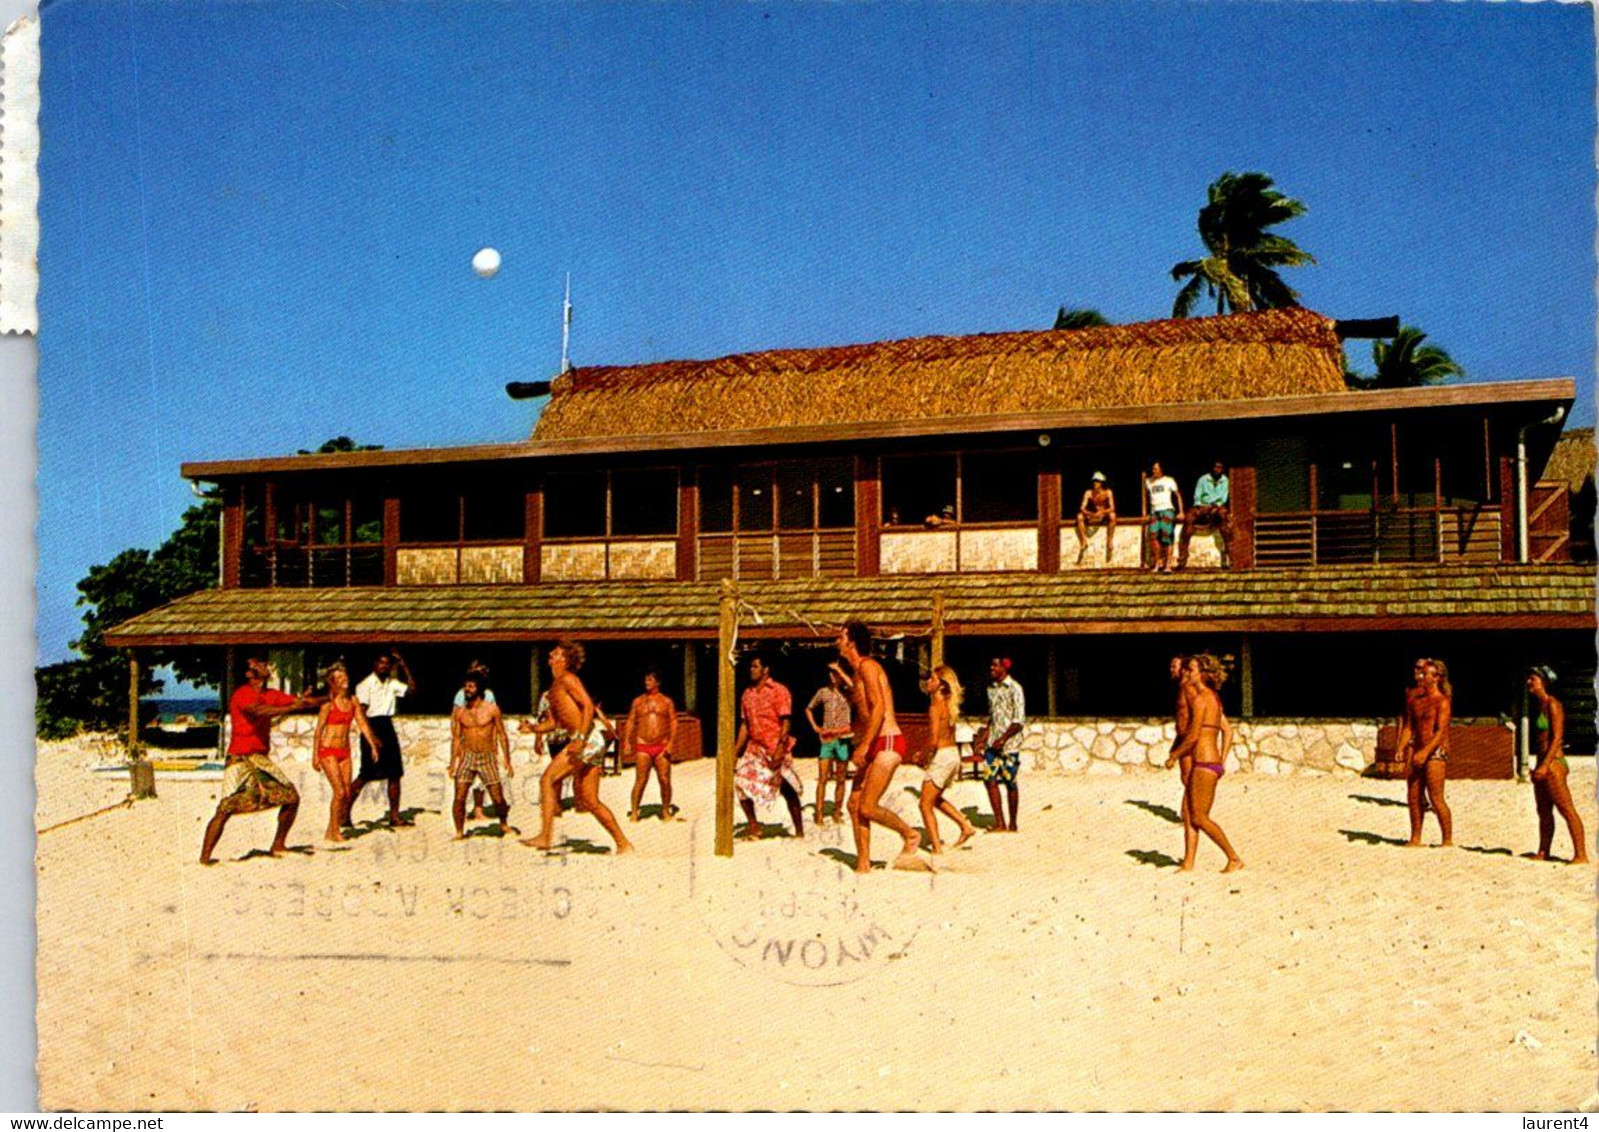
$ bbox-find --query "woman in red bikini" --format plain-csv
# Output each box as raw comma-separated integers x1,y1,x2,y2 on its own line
1526,666,1589,864
1169,653,1243,872
313,663,384,843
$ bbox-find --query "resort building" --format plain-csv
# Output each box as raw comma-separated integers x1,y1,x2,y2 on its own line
105,309,1596,773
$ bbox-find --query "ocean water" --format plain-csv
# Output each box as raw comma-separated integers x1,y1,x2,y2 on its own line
144,697,221,724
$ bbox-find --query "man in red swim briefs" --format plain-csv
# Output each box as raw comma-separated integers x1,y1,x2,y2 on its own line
623,668,680,822
838,619,931,874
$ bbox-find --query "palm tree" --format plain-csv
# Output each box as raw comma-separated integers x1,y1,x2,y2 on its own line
1053,307,1111,330
1346,326,1464,390
1170,171,1316,317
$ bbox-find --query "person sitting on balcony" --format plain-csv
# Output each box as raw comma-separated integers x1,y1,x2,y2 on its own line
1145,461,1184,573
1179,460,1232,570
924,503,957,528
1074,472,1117,564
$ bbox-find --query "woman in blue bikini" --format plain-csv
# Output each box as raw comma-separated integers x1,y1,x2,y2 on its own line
1169,653,1243,873
1526,667,1588,865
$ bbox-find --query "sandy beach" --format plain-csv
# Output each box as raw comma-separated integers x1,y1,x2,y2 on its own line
35,738,1597,1111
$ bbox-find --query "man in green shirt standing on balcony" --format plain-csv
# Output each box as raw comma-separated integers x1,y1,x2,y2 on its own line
1179,460,1232,570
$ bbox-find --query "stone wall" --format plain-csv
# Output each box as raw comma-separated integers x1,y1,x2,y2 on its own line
245,714,1381,778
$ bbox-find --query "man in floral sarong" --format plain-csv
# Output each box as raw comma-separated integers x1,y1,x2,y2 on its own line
201,654,320,864
733,654,804,839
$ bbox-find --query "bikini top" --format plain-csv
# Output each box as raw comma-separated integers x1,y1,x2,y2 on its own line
1535,712,1550,732
326,701,355,726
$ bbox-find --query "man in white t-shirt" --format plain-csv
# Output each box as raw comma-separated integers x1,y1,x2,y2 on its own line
348,649,416,828
1144,461,1184,573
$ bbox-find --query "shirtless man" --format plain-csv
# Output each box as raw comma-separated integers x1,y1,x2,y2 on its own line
1075,472,1117,564
1164,654,1200,866
448,674,515,839
525,641,633,855
624,669,680,822
1397,658,1453,847
838,620,931,873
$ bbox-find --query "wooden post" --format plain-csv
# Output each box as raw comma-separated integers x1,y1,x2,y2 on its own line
524,482,543,585
855,456,881,578
127,652,155,799
1037,453,1061,573
382,495,400,586
682,643,699,716
529,644,542,713
930,593,945,669
1046,639,1060,717
676,471,699,581
716,580,738,858
221,486,243,588
1239,636,1255,718
219,646,235,761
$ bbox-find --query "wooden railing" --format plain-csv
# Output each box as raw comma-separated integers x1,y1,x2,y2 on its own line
698,530,855,581
242,545,385,587
1253,506,1502,568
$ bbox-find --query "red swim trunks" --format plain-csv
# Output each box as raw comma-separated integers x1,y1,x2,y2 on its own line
636,741,669,758
871,733,907,757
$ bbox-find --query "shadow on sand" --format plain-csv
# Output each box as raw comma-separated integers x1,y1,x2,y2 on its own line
1125,799,1183,825
1348,794,1407,809
1337,828,1409,848
1125,848,1181,868
237,845,315,862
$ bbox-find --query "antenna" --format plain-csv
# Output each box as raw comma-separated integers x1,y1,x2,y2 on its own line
560,273,573,374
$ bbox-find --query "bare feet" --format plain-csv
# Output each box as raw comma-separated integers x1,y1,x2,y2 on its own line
1439,840,1454,848
499,824,521,836
1571,855,1591,865
199,856,217,866
522,835,555,850
953,826,976,850
628,810,640,823
737,824,763,841
1222,858,1244,872
892,851,934,872
452,833,468,842
1530,851,1550,860
1403,840,1424,849
615,842,635,855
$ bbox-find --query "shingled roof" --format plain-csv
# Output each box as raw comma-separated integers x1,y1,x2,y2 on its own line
104,564,1594,647
531,308,1350,442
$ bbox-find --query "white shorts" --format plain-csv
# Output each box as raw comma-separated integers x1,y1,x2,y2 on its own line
924,746,961,792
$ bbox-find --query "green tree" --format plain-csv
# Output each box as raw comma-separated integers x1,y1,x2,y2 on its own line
1170,171,1316,317
36,436,382,738
1053,307,1111,330
1346,326,1464,390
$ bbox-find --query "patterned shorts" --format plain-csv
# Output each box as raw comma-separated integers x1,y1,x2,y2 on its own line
454,747,503,789
1149,509,1176,545
220,755,300,813
979,747,1021,786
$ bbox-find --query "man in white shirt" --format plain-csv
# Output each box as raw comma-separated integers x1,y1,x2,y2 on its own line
348,649,416,828
1144,461,1184,573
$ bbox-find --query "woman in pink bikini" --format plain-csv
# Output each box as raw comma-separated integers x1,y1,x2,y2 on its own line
312,663,383,843
1169,653,1243,872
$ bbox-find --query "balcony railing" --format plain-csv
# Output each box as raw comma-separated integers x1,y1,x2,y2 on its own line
1253,506,1501,568
698,530,854,581
242,545,385,587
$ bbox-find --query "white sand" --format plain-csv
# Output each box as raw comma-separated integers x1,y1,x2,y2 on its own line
35,739,1598,1110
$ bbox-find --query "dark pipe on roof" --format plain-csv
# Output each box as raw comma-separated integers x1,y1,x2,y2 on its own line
506,380,553,400
1333,317,1400,340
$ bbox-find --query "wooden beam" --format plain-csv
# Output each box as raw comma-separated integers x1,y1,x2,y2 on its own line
855,456,881,578
524,483,543,585
181,379,1580,481
716,580,738,858
930,593,945,669
1037,454,1061,573
676,471,698,581
127,652,140,754
1239,635,1255,717
1229,465,1256,570
382,496,400,586
221,486,243,588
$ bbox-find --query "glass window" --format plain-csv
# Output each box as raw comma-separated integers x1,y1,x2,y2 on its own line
350,496,385,544
777,463,814,530
464,486,527,541
273,492,307,543
543,471,607,538
699,467,733,533
816,458,854,529
400,488,460,543
314,502,344,545
962,451,1037,523
882,455,956,527
242,485,267,548
736,468,774,531
612,469,678,536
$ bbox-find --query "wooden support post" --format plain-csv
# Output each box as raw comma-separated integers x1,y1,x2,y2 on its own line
930,593,945,670
529,644,542,714
683,643,699,716
1046,639,1060,717
1239,636,1255,718
127,653,155,799
219,646,235,760
716,580,738,858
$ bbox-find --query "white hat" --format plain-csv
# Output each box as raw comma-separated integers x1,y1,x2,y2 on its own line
1091,471,1107,482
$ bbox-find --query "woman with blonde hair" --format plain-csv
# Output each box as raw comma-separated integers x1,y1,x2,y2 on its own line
918,664,977,853
312,662,383,843
1170,653,1243,872
1526,666,1589,864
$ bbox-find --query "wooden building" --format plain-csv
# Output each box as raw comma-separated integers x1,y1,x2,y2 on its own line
105,309,1595,748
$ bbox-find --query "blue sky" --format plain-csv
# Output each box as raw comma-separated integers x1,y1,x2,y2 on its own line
37,0,1596,665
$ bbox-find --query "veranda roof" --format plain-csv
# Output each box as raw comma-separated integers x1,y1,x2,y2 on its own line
104,564,1595,647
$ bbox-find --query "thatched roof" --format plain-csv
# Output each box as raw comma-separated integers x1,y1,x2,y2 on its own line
103,564,1593,647
1544,427,1595,490
532,308,1349,442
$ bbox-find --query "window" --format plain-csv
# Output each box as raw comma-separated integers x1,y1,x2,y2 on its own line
350,496,385,543
817,459,854,528
700,468,733,533
464,487,526,541
612,469,678,536
962,451,1038,523
736,468,774,531
543,472,607,538
400,488,460,543
882,455,956,526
